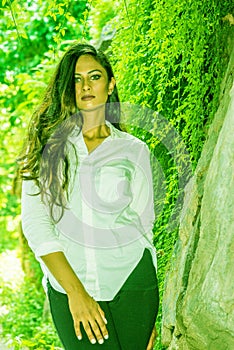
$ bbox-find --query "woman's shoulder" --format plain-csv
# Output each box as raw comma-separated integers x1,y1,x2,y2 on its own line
112,125,149,151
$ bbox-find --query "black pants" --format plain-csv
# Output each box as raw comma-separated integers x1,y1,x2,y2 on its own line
47,249,159,350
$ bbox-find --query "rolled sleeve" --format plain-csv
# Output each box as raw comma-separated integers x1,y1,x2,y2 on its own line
21,180,65,259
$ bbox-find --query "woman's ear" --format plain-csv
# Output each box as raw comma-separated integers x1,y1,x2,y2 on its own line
108,77,116,95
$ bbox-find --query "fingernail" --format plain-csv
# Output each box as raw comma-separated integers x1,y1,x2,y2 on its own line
104,318,108,324
98,339,104,344
77,336,82,340
91,339,96,344
104,334,109,340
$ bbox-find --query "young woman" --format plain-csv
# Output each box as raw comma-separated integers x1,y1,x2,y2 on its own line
19,43,159,350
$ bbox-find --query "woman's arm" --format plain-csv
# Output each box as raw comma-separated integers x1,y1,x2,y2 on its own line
41,252,108,344
21,179,65,257
21,180,108,344
130,143,155,240
130,144,158,349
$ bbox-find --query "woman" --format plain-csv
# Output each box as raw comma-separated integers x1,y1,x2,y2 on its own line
19,43,159,350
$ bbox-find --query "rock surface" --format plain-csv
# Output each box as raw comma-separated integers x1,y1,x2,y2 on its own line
161,37,234,349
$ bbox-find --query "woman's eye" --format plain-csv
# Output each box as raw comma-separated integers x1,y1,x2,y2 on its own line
90,74,101,80
74,74,101,83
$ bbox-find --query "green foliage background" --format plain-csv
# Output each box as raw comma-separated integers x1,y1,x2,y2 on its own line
0,0,233,349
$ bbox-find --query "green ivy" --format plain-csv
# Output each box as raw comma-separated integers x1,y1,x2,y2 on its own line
109,0,233,163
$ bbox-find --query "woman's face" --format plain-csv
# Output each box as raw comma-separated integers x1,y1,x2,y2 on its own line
74,54,115,112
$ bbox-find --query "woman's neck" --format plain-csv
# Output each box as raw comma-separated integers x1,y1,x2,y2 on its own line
82,124,110,140
81,109,109,140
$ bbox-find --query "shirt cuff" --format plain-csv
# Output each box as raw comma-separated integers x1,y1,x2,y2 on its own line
34,241,65,259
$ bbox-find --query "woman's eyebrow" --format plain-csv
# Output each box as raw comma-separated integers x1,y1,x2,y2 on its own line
74,69,102,76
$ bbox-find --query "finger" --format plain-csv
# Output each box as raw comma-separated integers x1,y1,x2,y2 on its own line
146,327,156,350
146,336,152,350
98,304,108,324
95,309,109,340
83,321,97,344
146,342,152,350
146,338,154,350
89,319,108,344
74,322,82,341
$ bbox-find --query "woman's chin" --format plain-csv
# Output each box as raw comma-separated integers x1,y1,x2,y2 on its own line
79,102,106,113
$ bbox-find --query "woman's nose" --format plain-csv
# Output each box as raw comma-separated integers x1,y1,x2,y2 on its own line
82,78,91,91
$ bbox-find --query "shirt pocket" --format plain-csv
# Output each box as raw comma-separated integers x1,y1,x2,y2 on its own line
95,163,133,211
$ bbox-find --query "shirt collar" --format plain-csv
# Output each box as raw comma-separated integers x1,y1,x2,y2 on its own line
105,120,118,139
68,120,121,155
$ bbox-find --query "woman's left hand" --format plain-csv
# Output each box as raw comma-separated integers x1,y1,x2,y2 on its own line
146,326,157,350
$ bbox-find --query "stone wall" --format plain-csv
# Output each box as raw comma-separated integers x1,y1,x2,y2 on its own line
161,34,234,350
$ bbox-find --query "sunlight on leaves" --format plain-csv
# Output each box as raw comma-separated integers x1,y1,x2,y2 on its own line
0,250,24,290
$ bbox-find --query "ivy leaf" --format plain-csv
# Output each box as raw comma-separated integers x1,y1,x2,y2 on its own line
60,28,65,36
58,6,64,15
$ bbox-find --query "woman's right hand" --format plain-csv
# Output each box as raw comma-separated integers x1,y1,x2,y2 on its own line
40,252,108,344
67,288,109,345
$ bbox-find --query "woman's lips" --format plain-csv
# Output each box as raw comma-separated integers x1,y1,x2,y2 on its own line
81,95,95,101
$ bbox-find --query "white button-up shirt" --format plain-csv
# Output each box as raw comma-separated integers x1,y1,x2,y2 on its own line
21,121,157,300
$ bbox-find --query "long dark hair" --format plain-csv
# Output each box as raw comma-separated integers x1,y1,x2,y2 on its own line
18,43,121,222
